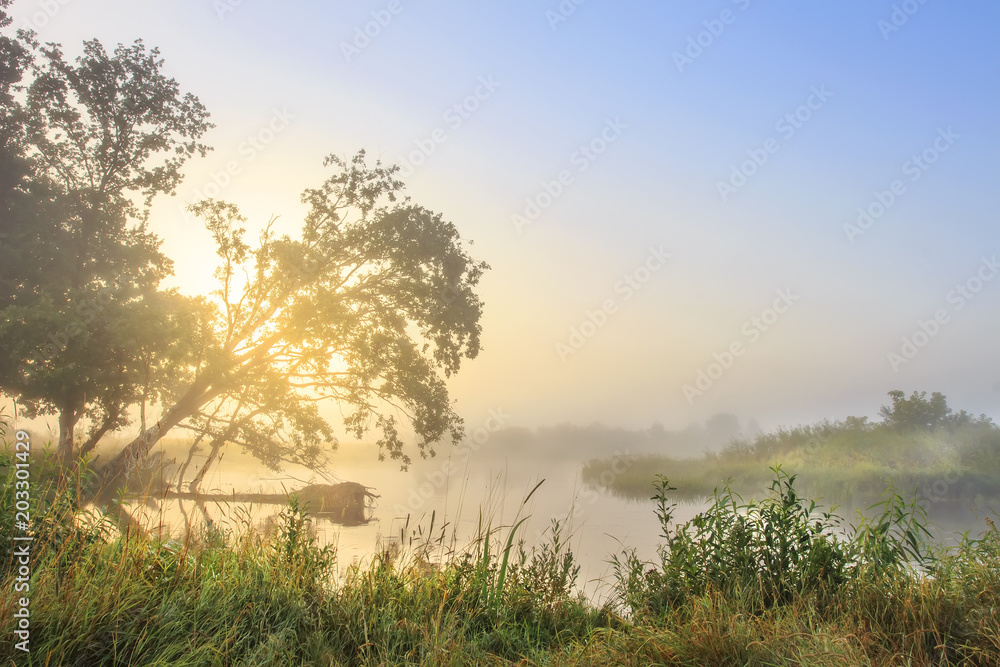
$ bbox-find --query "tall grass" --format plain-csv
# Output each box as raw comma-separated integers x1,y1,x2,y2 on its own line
2,438,999,665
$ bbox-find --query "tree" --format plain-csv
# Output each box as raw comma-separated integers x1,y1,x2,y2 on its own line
0,0,31,224
878,390,995,436
879,390,951,432
102,150,489,492
0,19,488,497
0,28,212,462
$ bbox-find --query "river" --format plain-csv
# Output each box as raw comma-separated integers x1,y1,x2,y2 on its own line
125,440,997,605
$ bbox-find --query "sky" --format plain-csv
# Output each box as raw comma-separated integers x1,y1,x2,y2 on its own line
10,0,1000,436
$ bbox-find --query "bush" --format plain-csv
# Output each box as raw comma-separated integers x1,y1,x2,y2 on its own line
613,466,851,617
610,466,960,620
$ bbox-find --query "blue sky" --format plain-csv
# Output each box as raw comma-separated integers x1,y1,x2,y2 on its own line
11,0,999,433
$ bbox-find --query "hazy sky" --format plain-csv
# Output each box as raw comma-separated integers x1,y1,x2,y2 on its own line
12,0,999,434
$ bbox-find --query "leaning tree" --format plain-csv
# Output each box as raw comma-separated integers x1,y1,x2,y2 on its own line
0,12,489,495
101,150,490,493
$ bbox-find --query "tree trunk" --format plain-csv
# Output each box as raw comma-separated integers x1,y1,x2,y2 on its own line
78,408,120,458
188,437,224,494
96,385,210,502
187,412,244,494
100,412,178,497
175,403,225,487
57,407,77,463
175,433,206,490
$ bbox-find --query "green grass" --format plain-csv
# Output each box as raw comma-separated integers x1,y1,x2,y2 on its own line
2,442,1000,665
584,417,1000,506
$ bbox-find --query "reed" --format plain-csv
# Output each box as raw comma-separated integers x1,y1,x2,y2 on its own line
1,440,998,665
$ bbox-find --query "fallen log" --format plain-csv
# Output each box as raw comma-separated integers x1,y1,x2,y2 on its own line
149,481,379,525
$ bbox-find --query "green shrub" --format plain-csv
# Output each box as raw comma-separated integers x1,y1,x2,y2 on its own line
613,466,851,618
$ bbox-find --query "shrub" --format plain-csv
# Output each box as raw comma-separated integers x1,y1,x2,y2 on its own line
611,466,947,620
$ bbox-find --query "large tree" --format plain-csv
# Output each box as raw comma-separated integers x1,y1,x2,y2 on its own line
1,17,488,493
0,27,211,462
103,151,489,491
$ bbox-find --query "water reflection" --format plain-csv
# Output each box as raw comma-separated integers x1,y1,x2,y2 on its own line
121,445,998,605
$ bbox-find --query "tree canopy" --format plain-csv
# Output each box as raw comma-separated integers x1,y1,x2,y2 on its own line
0,22,212,462
1,17,488,496
879,390,992,432
104,151,489,490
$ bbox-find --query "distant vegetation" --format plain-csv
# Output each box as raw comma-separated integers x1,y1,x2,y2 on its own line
4,430,999,665
479,414,754,462
584,391,1000,505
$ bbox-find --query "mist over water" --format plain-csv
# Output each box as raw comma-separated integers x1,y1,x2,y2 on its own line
126,414,996,604
125,432,673,603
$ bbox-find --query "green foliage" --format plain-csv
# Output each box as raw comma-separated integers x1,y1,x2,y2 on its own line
850,482,934,578
1,457,1000,665
3,10,490,488
469,479,543,616
613,467,850,617
272,494,335,590
0,440,110,578
515,519,581,608
585,390,1000,505
0,21,212,462
878,389,991,433
102,148,491,495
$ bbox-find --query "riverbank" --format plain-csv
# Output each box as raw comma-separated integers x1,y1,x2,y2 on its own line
583,410,1000,508
2,454,998,665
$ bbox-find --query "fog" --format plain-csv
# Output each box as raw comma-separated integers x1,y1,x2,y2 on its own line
112,421,744,603
6,3,999,435
96,407,994,605
3,0,999,611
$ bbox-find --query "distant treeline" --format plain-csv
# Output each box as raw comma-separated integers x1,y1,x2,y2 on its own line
474,413,758,462
583,390,1000,504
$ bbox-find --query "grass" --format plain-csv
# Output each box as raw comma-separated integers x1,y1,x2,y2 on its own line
2,439,1000,665
583,413,1000,506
